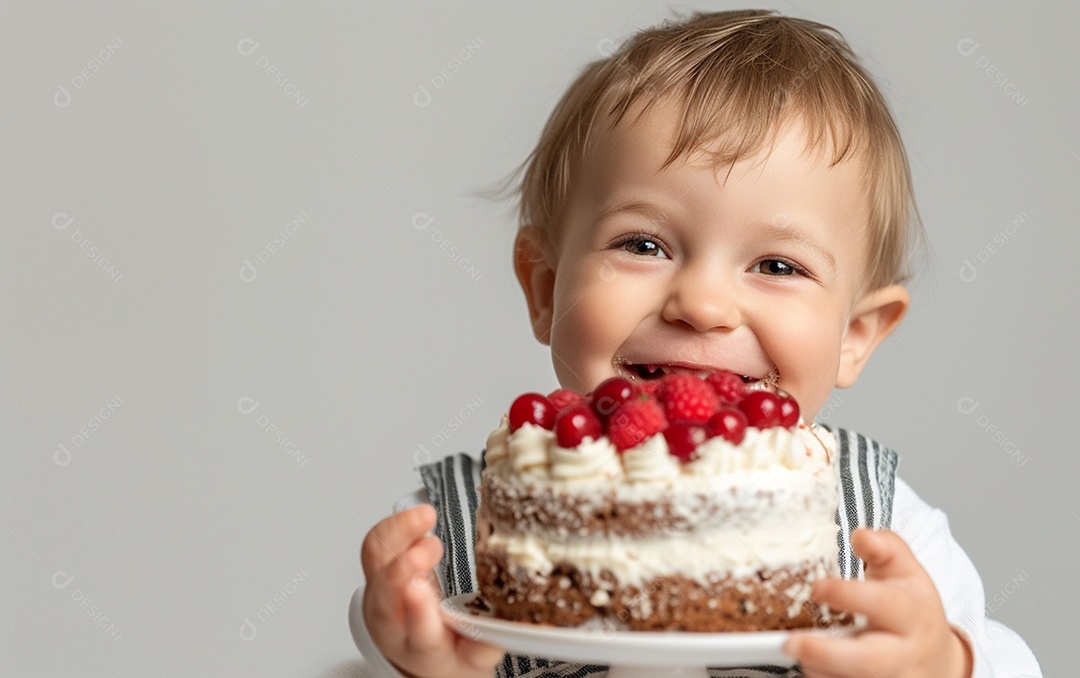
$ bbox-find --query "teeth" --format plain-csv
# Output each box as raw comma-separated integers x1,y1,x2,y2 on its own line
624,362,777,386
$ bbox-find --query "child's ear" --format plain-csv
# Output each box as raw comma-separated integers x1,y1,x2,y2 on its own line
513,225,556,345
836,284,910,388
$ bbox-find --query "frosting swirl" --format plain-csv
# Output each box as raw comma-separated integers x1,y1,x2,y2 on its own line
550,437,622,481
483,414,511,465
507,423,553,474
622,434,679,483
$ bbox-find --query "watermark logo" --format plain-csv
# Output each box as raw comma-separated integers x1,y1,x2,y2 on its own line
238,570,309,641
815,393,844,423
51,213,124,282
958,211,1029,283
411,212,482,281
956,396,1028,466
55,395,124,467
237,396,309,467
238,211,310,282
237,38,309,108
54,38,124,108
413,396,484,466
413,38,483,108
956,38,1029,108
52,570,123,640
986,569,1028,615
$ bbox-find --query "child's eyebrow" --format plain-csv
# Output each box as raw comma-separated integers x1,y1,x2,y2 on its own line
593,200,670,225
758,221,837,274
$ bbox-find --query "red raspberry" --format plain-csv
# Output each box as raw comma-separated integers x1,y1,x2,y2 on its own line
664,423,707,462
508,393,557,431
738,391,782,429
777,394,800,428
705,371,746,405
706,408,748,444
590,377,635,419
547,388,584,412
658,374,718,425
554,404,603,448
607,397,667,451
631,379,662,398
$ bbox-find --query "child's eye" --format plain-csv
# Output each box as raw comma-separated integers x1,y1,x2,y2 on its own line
753,258,805,276
610,234,669,258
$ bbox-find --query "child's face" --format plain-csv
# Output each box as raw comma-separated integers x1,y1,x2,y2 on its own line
515,100,908,421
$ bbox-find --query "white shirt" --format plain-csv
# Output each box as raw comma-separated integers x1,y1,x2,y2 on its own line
352,476,1042,677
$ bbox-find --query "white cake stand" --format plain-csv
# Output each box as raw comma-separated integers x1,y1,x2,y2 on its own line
438,593,819,678
349,589,850,678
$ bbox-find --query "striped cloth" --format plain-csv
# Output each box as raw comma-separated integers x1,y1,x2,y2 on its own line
418,427,897,678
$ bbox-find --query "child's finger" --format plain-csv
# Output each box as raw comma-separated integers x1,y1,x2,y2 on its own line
401,561,451,654
785,631,899,678
811,578,913,633
454,634,506,672
851,528,921,580
361,504,437,573
384,533,444,590
364,534,443,629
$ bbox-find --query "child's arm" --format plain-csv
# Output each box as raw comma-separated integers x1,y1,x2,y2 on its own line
360,505,504,678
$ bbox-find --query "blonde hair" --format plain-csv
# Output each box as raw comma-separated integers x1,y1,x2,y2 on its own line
513,9,922,290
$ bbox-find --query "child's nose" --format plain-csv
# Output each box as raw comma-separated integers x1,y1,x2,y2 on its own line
660,263,742,332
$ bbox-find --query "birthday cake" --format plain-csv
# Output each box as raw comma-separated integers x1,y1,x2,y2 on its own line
473,371,845,631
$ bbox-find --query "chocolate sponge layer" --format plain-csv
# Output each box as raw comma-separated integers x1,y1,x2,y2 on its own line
475,547,849,632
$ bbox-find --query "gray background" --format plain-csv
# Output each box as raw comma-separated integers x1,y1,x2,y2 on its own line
3,1,1075,675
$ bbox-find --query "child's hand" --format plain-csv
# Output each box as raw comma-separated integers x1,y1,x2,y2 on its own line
361,505,504,678
785,528,974,678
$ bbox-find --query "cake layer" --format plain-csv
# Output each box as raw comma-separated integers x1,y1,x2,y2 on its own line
475,514,839,584
480,461,837,539
475,547,847,631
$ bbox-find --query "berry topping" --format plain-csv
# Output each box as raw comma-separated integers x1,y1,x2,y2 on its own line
705,370,747,405
664,423,707,462
547,388,584,412
631,379,662,398
777,394,800,428
607,397,667,451
508,392,557,431
591,377,635,418
706,407,748,444
737,391,782,429
658,373,718,424
554,404,603,448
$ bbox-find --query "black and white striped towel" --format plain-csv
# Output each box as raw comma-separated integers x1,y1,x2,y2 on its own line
418,426,898,678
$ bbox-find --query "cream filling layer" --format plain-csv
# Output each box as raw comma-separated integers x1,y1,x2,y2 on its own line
481,510,839,583
484,458,838,526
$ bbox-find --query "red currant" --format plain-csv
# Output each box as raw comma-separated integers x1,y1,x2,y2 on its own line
706,408,748,444
590,377,635,418
554,404,603,448
508,392,557,431
778,395,800,428
664,423,706,462
737,391,782,428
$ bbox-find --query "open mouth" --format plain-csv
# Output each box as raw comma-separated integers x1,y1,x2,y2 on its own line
616,361,780,387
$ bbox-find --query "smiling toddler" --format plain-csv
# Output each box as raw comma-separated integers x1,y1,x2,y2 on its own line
356,10,1041,678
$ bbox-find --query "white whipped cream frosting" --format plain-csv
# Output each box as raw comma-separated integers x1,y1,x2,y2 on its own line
483,414,511,465
621,434,680,483
550,436,622,481
506,422,553,475
489,414,834,480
